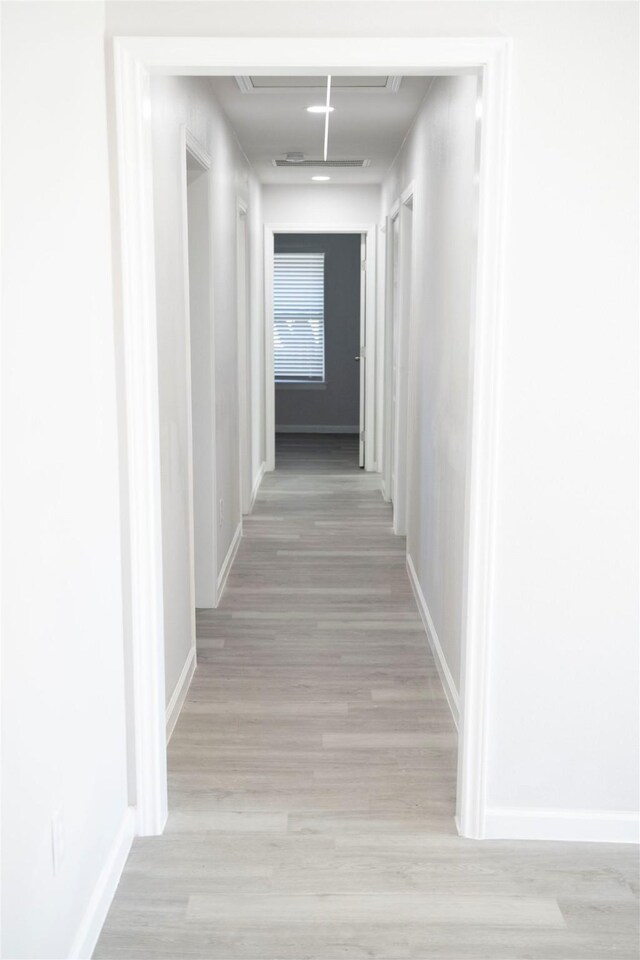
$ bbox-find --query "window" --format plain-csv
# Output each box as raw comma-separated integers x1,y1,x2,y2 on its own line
273,252,325,382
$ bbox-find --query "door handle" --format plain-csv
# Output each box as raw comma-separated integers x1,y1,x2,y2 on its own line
354,355,361,361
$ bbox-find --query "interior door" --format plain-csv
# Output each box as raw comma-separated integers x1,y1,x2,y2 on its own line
358,234,366,468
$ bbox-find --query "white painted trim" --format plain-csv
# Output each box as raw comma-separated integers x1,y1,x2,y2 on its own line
185,128,212,170
113,39,168,837
237,197,252,515
264,222,377,473
113,35,510,845
455,39,512,841
363,229,377,472
374,221,387,477
358,233,366,468
110,37,490,74
275,424,360,434
249,461,266,512
166,645,197,743
381,207,399,503
69,807,135,959
391,181,416,536
406,554,460,728
484,807,640,845
180,124,210,697
216,520,242,604
263,225,275,471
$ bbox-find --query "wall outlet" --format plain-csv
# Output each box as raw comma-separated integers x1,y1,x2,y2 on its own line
51,810,64,876
218,498,224,527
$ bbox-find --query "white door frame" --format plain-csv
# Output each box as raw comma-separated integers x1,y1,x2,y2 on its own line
374,220,387,478
179,126,213,706
236,198,252,514
391,183,415,536
382,201,400,503
264,223,377,472
358,234,367,468
112,36,511,841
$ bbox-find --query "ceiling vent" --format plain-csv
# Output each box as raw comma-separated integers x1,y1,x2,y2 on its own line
274,158,371,168
237,76,401,92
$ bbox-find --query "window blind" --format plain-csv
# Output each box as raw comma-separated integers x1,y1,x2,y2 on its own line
273,252,325,382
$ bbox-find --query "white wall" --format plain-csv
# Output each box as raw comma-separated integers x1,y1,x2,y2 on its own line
481,5,639,829
0,13,635,960
1,3,131,957
187,163,216,608
382,75,478,699
150,75,264,703
263,184,380,228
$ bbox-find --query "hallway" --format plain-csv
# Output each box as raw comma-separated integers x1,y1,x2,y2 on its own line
95,437,638,960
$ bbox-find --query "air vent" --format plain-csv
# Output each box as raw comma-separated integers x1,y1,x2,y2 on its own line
274,159,370,168
237,76,401,92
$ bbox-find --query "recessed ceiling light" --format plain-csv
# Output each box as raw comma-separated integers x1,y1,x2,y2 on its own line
312,175,331,181
306,105,334,114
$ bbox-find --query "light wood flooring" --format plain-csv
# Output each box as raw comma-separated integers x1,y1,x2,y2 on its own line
95,434,639,959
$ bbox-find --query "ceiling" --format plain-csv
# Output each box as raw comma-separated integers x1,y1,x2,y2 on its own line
208,75,433,185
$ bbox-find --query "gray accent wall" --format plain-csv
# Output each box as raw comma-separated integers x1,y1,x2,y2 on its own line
275,233,361,431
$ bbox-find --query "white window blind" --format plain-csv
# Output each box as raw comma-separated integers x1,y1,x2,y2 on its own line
273,252,325,382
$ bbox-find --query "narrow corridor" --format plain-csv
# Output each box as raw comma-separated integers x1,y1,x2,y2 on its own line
95,436,638,960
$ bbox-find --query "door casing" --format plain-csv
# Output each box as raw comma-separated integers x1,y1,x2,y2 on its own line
236,199,252,514
264,224,377,473
112,35,512,841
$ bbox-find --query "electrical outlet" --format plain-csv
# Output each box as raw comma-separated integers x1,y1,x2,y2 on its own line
51,810,64,876
218,498,224,527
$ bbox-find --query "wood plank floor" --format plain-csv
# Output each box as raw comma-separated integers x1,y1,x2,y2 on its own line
95,434,639,959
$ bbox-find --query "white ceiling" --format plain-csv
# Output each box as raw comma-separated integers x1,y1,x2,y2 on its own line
208,75,433,185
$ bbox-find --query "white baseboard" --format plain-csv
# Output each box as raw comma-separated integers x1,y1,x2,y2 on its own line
484,806,640,844
216,520,242,605
406,553,459,727
166,644,196,743
249,461,266,512
275,425,359,434
69,806,135,959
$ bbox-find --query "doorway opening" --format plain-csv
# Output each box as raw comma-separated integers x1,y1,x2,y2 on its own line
165,132,214,743
114,38,510,841
265,224,377,474
272,232,363,470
